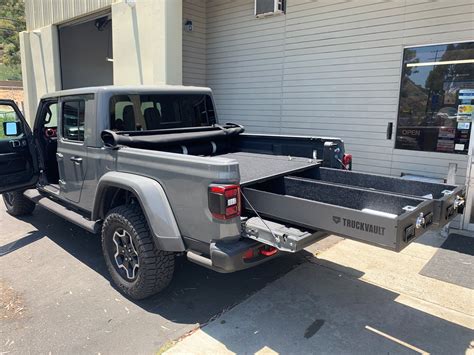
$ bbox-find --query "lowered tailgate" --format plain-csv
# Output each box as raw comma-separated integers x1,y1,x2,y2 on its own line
242,168,465,252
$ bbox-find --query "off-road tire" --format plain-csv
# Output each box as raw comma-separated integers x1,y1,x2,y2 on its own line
2,191,36,216
101,204,175,300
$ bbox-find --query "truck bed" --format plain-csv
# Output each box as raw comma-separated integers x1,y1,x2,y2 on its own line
106,126,464,254
217,152,318,185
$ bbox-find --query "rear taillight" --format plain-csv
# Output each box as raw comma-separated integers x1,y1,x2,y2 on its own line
208,184,241,220
342,154,352,170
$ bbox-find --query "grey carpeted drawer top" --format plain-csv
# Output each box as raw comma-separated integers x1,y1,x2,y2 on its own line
217,152,319,185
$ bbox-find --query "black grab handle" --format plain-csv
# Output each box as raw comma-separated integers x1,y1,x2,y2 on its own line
386,122,393,140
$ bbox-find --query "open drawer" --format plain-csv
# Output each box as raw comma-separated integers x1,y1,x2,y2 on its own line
243,176,436,252
295,168,466,227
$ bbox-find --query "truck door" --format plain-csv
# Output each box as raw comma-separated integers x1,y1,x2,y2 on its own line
57,96,88,203
0,100,38,194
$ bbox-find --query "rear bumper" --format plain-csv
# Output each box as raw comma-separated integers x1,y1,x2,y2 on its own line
187,228,329,273
187,238,281,273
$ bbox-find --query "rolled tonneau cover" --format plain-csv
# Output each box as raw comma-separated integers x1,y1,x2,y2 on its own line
101,123,244,149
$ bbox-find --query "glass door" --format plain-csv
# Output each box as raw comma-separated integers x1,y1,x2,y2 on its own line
395,42,474,155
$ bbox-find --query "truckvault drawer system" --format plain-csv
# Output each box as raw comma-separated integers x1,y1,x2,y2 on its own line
242,167,465,252
296,167,466,227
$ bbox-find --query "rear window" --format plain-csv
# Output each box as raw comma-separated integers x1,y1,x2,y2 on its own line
109,94,216,131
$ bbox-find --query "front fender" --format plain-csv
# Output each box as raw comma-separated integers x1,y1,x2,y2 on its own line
92,172,185,252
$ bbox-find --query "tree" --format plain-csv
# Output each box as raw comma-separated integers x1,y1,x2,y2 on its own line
0,0,26,66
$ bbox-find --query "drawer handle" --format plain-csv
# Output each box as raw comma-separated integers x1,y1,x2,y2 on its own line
415,213,425,229
454,196,465,209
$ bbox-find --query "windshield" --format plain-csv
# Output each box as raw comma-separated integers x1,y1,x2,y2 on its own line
109,94,216,131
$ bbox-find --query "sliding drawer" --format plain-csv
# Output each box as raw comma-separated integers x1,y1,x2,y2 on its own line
243,177,435,252
294,168,465,227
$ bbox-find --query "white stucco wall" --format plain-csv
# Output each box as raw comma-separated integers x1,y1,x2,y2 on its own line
21,0,183,123
111,0,183,86
20,25,61,123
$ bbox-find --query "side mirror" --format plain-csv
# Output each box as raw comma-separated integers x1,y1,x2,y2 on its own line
2,121,21,136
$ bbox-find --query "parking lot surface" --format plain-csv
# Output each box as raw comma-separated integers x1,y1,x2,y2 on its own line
2,202,473,354
0,204,329,354
167,232,474,354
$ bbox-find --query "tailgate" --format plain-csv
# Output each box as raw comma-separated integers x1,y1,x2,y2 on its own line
242,168,465,252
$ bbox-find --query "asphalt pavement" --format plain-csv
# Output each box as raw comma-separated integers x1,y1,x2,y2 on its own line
167,232,474,354
3,201,472,355
0,203,331,354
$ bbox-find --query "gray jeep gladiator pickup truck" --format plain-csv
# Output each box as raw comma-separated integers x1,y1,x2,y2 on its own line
0,86,465,299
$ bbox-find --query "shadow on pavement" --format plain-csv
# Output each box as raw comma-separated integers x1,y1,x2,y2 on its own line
0,231,45,256
5,206,472,354
197,259,474,354
7,205,309,325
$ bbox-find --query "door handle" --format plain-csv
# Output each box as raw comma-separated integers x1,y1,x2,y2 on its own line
70,156,83,164
10,139,21,148
56,152,64,159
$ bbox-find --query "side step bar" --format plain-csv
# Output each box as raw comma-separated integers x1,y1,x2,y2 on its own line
23,189,101,234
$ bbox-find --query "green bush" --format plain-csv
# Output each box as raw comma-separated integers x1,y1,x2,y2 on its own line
0,64,22,81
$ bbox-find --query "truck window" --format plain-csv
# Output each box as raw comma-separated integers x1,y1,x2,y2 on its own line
62,100,85,141
141,101,161,116
44,102,59,128
109,94,216,131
